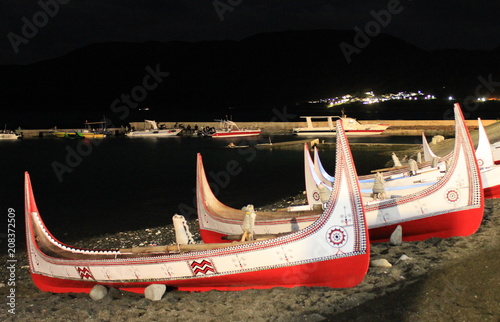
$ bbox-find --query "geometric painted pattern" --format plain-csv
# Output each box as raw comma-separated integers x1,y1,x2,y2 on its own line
189,259,216,276
326,226,348,248
445,189,460,203
76,266,95,280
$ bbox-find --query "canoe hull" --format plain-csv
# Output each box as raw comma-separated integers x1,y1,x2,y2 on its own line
29,251,368,294
484,184,500,199
368,206,483,243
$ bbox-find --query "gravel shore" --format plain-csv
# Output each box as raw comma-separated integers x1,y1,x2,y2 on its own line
1,196,499,321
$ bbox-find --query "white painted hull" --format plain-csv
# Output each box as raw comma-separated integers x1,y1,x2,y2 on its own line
126,129,182,137
0,133,21,140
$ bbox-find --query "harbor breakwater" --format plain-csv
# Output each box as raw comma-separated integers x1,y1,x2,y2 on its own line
17,119,498,138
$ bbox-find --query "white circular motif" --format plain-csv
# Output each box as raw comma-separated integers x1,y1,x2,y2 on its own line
477,159,484,167
313,191,320,201
326,226,348,248
445,189,460,203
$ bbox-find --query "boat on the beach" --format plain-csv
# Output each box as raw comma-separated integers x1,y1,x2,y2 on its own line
24,121,369,294
421,118,500,199
200,119,261,138
312,147,444,200
197,104,484,243
292,114,389,136
126,120,182,137
493,141,500,164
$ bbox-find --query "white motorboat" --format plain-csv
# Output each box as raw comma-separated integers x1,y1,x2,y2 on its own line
126,120,182,137
292,114,389,136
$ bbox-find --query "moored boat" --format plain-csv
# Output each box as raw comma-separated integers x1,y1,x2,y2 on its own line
202,120,261,138
0,130,21,140
197,104,484,243
126,120,182,137
80,121,108,138
292,114,389,136
53,131,85,139
24,120,369,294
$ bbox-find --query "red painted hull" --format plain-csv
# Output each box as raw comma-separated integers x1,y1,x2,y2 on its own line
202,205,484,244
484,184,500,199
368,206,483,243
200,229,233,244
29,253,369,294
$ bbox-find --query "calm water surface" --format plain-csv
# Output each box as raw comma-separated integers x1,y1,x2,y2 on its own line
1,135,416,241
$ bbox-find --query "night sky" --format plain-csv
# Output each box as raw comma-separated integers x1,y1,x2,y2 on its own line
1,0,499,65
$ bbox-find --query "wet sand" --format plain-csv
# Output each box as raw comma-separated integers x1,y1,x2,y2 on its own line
1,197,498,321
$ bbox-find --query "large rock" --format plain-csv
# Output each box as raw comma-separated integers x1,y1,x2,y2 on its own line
390,225,403,246
89,285,108,301
145,284,166,301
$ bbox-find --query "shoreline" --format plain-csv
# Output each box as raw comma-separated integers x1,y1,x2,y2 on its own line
1,198,498,321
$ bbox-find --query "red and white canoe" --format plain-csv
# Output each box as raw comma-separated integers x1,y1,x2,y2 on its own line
493,141,500,165
197,104,484,244
421,118,500,199
24,119,369,294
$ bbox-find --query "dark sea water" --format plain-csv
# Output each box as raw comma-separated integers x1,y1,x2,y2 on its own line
1,134,419,243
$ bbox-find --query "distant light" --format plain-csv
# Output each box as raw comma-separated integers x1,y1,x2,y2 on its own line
448,96,453,101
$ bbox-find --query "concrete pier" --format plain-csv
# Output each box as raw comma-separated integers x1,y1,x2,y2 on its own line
15,120,498,138
131,119,497,137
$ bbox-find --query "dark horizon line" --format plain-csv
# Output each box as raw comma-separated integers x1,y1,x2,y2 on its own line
2,28,499,67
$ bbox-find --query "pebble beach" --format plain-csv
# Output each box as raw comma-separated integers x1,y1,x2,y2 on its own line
1,195,499,321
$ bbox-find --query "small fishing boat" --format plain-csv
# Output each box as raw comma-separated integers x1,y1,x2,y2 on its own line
24,120,369,294
292,114,389,136
203,120,261,138
80,121,108,138
126,120,182,137
197,104,484,243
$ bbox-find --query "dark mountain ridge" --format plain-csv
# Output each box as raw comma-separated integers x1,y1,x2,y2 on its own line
1,29,499,127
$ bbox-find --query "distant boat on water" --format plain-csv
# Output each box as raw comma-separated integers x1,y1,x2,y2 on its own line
125,120,182,137
292,114,389,136
53,130,85,139
80,121,108,138
200,119,261,138
0,128,21,140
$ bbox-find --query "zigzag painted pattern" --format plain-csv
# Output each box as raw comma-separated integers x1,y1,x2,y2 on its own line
190,259,216,275
76,267,95,280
